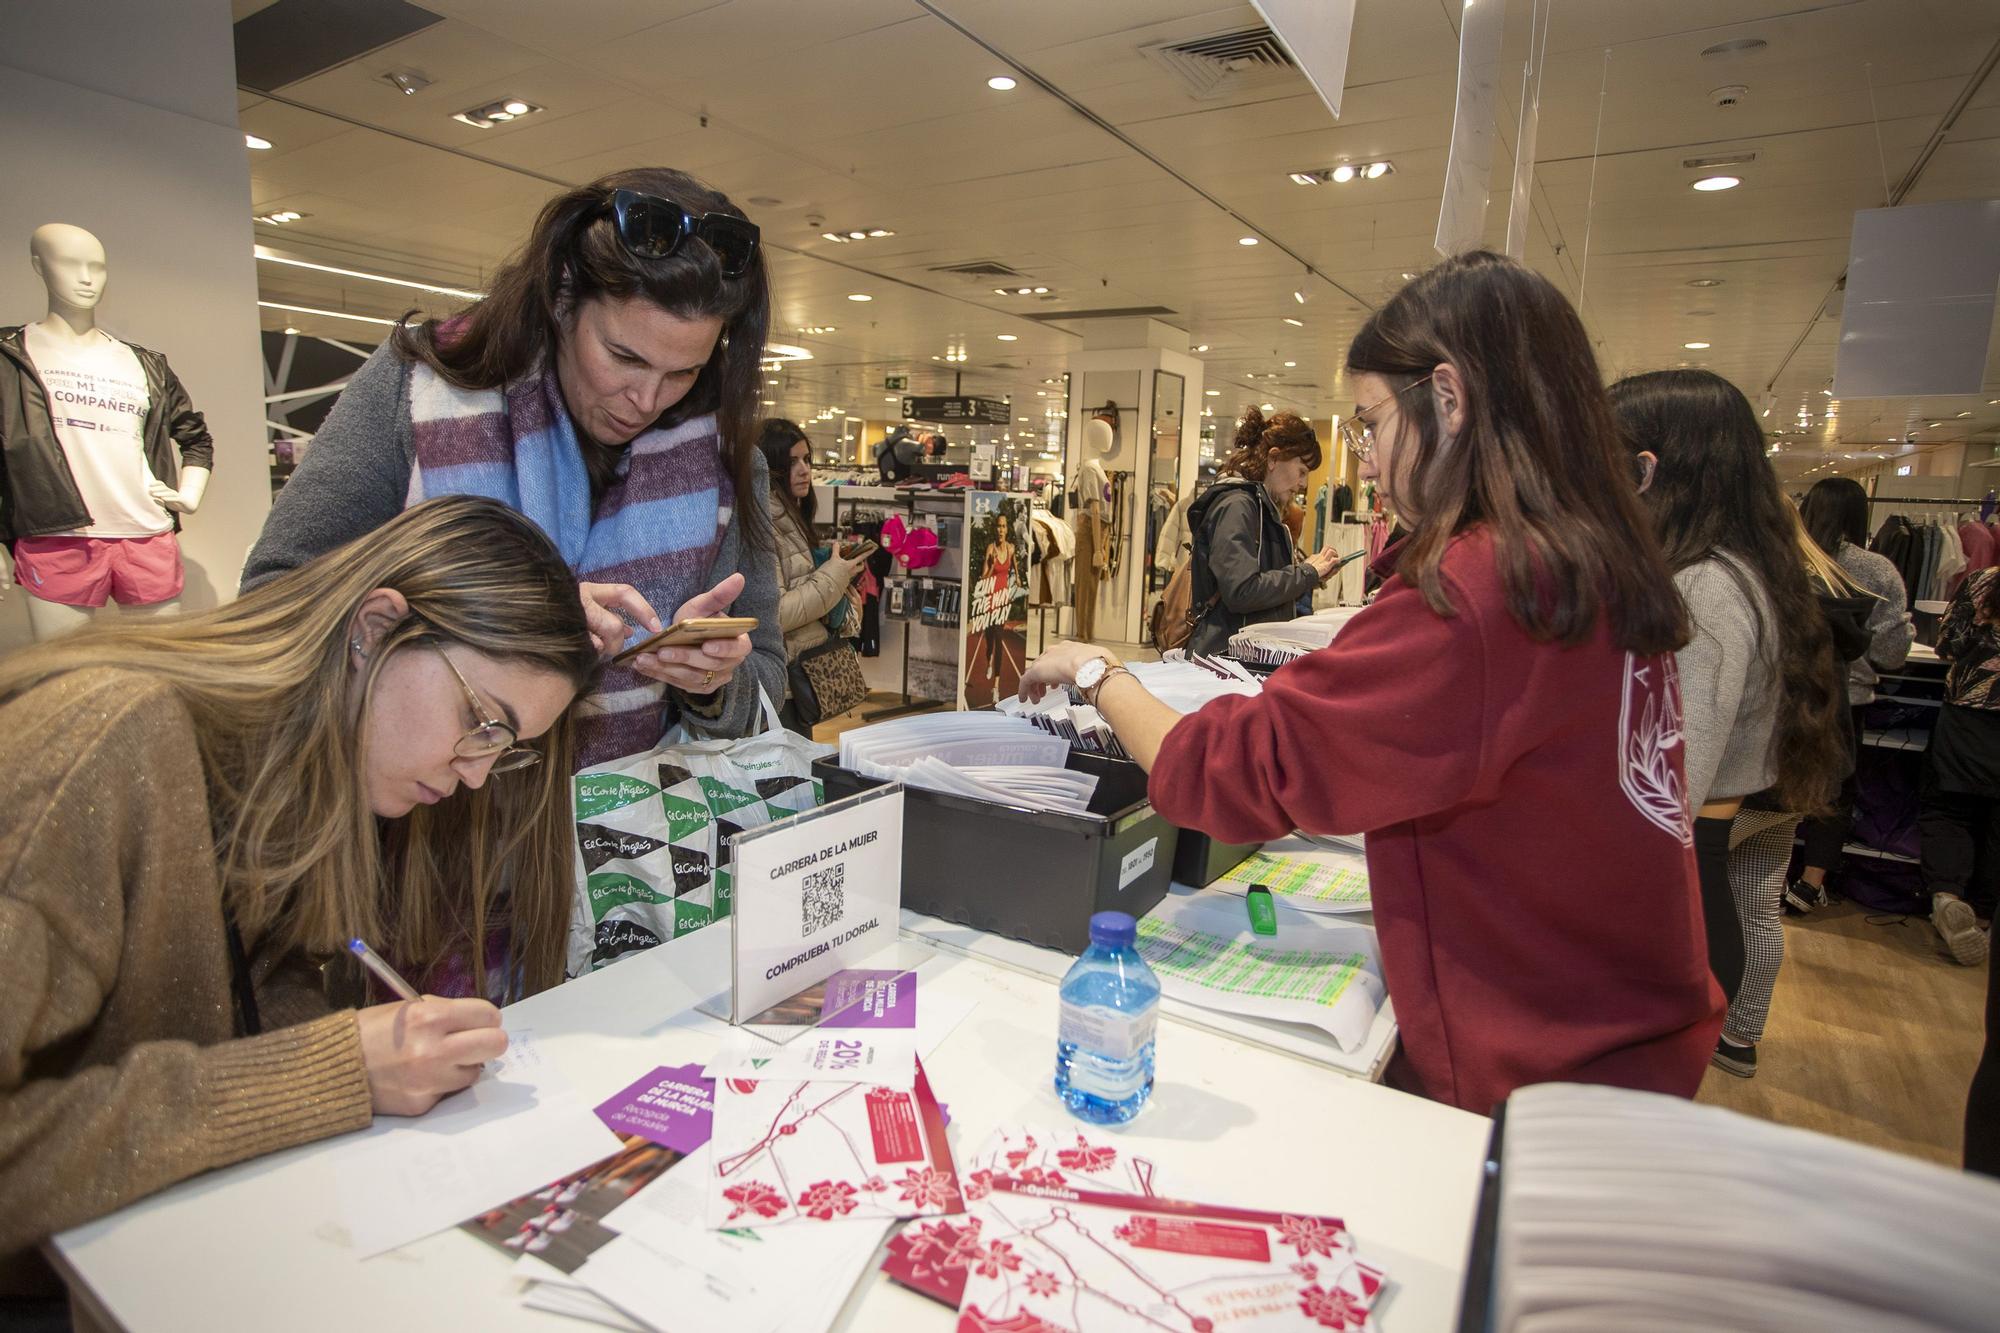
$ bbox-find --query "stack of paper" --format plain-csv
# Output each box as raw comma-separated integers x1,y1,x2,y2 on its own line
839,712,1098,814
1229,606,1369,666
1210,848,1372,914
1489,1083,2000,1331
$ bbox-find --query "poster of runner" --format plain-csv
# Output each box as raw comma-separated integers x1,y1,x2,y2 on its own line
960,491,1031,709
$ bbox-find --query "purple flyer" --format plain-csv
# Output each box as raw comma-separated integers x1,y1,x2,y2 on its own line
821,968,917,1029
593,1063,714,1154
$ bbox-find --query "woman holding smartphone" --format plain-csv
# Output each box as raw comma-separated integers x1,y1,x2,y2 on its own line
757,418,867,732
1021,252,1722,1114
0,497,597,1292
244,168,783,767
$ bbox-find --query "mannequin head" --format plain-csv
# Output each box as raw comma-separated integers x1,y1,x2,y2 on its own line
1082,416,1115,458
29,223,108,320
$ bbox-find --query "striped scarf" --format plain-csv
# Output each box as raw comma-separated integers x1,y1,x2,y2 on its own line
404,362,728,766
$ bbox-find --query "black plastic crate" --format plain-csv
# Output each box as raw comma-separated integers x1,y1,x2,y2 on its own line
812,749,1178,955
1172,829,1259,888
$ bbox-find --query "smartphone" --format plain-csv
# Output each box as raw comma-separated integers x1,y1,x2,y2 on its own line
839,538,879,560
611,616,758,664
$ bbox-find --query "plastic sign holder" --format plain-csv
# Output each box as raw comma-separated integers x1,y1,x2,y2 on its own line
698,782,907,1041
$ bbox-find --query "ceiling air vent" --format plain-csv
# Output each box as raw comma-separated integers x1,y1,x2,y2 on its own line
1141,27,1298,100
930,260,1025,279
1024,306,1178,323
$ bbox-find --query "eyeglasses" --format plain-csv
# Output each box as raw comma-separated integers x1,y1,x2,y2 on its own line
1337,373,1435,463
429,640,541,773
607,188,761,279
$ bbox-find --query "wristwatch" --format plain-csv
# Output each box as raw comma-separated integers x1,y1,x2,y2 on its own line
1074,655,1131,707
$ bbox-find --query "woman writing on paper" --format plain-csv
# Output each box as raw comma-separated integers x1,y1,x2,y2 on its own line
1021,252,1723,1114
244,168,783,767
0,498,597,1293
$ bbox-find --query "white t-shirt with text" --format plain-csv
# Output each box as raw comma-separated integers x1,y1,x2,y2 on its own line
23,324,170,538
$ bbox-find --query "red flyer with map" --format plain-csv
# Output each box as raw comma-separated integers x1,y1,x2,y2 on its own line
704,1056,960,1230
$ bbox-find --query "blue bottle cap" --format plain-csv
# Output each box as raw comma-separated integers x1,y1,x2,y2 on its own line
1088,911,1137,949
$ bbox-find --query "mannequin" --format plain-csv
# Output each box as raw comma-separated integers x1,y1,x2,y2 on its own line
1,223,211,639
1070,412,1115,640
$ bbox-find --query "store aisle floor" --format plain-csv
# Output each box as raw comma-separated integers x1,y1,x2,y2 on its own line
1696,901,1985,1167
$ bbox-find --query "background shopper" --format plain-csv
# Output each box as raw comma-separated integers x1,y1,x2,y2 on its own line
1921,569,2000,965
1020,251,1722,1115
1612,369,1849,1080
1182,408,1340,657
1792,477,1915,911
0,497,598,1280
243,167,782,767
757,418,865,733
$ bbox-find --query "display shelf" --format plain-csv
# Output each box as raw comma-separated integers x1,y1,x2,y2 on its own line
1861,726,1932,752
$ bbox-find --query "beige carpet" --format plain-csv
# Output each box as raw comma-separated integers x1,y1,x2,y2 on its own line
1696,900,1987,1167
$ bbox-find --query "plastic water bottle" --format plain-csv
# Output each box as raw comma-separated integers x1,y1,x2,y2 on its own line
1054,911,1160,1124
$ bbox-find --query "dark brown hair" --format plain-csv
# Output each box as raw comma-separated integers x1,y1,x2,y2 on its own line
1345,249,1686,654
756,417,814,533
1612,369,1846,812
392,167,771,548
1220,407,1321,481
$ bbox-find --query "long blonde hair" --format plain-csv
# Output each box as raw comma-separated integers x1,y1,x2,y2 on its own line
0,496,599,997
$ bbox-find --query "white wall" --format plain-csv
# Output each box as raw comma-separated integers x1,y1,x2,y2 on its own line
0,0,269,649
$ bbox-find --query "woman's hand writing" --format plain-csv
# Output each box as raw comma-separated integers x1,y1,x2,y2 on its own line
356,996,507,1116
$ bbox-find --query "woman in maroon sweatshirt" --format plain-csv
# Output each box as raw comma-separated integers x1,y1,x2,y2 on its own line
1022,252,1724,1114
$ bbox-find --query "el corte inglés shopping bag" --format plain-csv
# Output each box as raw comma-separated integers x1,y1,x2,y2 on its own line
566,691,832,976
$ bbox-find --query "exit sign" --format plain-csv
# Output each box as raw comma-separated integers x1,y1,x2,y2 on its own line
884,375,908,391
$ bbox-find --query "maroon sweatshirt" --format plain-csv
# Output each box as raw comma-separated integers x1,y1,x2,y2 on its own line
1149,527,1723,1114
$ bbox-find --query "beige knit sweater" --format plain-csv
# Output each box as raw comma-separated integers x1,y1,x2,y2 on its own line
0,668,373,1294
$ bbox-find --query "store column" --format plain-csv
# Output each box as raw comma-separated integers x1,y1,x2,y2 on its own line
1062,319,1205,646
0,0,270,652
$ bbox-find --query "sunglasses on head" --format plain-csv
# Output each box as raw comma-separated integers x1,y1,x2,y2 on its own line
606,188,760,278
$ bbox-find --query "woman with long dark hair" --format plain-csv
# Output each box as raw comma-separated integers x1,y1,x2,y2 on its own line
757,418,865,733
1792,477,1914,912
1182,408,1340,657
244,168,782,768
1612,370,1850,1080
1021,252,1722,1113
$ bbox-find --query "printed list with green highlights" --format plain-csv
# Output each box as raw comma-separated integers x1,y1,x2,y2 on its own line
1215,851,1370,912
1135,917,1372,1012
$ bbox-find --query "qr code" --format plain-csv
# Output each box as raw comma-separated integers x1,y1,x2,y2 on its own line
802,863,845,936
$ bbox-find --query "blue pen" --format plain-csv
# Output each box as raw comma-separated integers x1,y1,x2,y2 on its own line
348,937,421,1001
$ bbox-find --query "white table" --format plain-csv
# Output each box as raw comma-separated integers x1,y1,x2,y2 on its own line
52,923,1487,1333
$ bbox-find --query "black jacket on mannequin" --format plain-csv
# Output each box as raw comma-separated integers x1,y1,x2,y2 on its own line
0,325,214,542
1184,476,1320,658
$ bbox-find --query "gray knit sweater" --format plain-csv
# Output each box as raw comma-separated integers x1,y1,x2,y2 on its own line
1834,540,1914,705
242,344,785,749
1675,555,1780,807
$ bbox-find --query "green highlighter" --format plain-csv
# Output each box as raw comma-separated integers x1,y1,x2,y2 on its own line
1245,884,1278,936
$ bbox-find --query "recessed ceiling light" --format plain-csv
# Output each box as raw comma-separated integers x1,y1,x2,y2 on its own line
848,230,867,240
1205,389,1220,396
1692,175,1740,191
1400,271,1418,281
257,300,394,327
997,334,1017,341
282,325,298,335
1238,236,1259,246
988,75,1017,90
847,293,872,302
885,396,899,402
244,133,272,150
1260,403,1275,412
1282,317,1303,327
762,399,776,405
1683,341,1711,349
1331,164,1356,183
453,98,543,129
1365,161,1390,179
502,100,531,116
1195,344,1209,352
1033,286,1049,294
768,378,780,385
1289,172,1319,186
1687,278,1724,287
1284,361,1297,367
